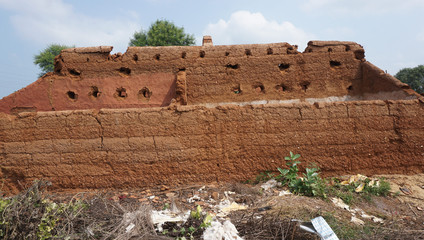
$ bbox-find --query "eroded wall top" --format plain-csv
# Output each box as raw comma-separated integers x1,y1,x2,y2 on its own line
0,37,419,114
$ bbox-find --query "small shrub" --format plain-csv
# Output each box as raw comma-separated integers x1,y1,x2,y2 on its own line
276,152,327,198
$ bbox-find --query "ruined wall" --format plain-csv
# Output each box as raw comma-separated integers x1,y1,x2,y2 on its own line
1,40,418,114
1,99,423,193
0,39,423,193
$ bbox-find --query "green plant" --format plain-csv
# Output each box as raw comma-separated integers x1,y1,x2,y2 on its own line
162,205,212,239
277,151,301,185
277,152,327,198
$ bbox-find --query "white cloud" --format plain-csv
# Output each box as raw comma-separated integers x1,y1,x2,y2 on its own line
0,0,140,53
302,0,424,15
203,11,313,50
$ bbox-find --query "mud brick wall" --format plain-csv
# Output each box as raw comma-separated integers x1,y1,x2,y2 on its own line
3,41,418,114
1,99,423,193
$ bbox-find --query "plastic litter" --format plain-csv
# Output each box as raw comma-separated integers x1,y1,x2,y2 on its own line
151,209,190,231
202,220,243,240
350,216,364,225
279,190,292,196
261,179,278,191
295,216,339,240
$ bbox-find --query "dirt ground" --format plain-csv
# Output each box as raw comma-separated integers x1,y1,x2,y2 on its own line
46,173,424,239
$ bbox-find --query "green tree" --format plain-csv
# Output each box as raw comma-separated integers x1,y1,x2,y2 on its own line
34,44,73,77
129,19,195,47
395,65,424,94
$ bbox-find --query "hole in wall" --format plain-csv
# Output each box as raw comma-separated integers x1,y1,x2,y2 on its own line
267,48,273,55
308,48,313,53
86,58,90,62
354,50,365,60
275,84,288,92
90,86,101,98
300,81,310,92
347,85,353,91
181,52,187,59
278,63,290,71
154,54,160,60
345,45,351,51
69,69,81,76
231,85,242,94
245,49,252,56
199,51,205,58
66,91,78,100
138,87,152,99
119,67,131,75
253,82,265,93
115,87,127,98
328,48,333,52
330,61,342,67
226,64,239,69
133,54,139,61
225,51,230,56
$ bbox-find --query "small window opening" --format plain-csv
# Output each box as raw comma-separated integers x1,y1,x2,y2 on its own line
66,91,78,100
278,63,290,71
116,87,127,98
231,85,242,94
199,51,205,58
181,52,187,58
69,69,81,76
139,87,152,99
253,83,265,93
245,49,252,56
345,45,351,51
154,54,160,60
119,67,131,75
275,84,288,92
347,85,353,91
225,51,230,56
267,48,273,55
90,86,101,98
86,58,90,62
133,54,139,61
330,61,342,67
328,48,333,52
226,64,239,69
300,81,310,92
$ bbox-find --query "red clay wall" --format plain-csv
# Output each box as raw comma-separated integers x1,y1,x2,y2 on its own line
1,99,423,193
3,41,418,114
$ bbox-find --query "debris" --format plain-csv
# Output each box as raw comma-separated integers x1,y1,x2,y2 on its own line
125,223,135,232
351,216,365,225
295,216,339,240
261,179,278,191
400,186,412,195
220,202,247,214
278,190,292,196
257,206,272,212
372,217,384,223
355,182,365,192
417,206,423,211
331,198,350,211
311,216,339,240
202,220,243,240
151,209,190,232
187,194,201,203
211,192,219,200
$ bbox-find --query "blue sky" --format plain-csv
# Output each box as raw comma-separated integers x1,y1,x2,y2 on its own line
1,0,423,98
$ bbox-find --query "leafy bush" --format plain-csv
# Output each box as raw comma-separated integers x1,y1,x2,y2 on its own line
277,152,327,198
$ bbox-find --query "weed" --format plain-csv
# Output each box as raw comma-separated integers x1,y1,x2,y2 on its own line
276,152,327,198
161,205,212,239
